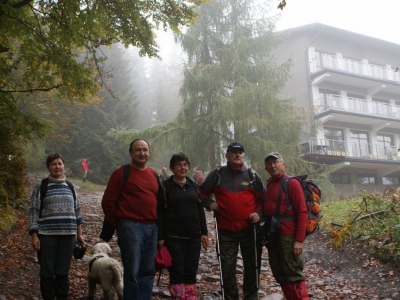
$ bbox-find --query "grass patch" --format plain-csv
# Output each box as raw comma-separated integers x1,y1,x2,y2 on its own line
321,188,400,264
69,178,106,193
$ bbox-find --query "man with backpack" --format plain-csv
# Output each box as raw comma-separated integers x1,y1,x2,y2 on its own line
200,142,265,300
263,152,309,300
102,139,162,300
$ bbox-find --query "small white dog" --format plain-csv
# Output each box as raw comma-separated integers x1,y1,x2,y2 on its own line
87,243,123,300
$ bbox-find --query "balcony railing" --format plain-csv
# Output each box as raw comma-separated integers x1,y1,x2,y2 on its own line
312,54,400,83
316,94,400,118
303,138,400,161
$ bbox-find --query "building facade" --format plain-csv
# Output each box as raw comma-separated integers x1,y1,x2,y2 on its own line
277,23,400,197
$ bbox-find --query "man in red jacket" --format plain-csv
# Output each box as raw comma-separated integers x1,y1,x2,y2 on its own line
102,139,161,300
263,152,309,300
200,142,265,300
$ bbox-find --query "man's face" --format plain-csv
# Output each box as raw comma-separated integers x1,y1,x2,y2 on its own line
129,140,150,165
264,157,286,178
225,149,244,167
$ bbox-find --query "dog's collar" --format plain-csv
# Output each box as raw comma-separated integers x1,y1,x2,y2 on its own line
89,255,105,272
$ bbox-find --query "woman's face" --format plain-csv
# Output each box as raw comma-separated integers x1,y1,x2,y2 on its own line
170,160,189,180
47,158,65,179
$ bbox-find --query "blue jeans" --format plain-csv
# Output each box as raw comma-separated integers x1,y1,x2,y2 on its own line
118,220,158,300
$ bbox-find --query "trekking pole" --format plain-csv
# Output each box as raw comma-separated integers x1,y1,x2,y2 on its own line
254,225,259,290
214,213,225,300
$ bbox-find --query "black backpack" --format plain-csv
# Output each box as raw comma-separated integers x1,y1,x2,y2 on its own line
38,178,76,218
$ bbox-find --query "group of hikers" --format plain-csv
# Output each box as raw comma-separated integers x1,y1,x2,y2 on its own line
28,138,309,300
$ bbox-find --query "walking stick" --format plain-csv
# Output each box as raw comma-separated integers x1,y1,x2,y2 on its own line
214,213,225,300
254,225,259,290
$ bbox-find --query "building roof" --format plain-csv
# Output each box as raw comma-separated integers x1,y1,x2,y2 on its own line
282,23,400,53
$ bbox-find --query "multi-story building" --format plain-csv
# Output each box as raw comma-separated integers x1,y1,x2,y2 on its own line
276,23,400,197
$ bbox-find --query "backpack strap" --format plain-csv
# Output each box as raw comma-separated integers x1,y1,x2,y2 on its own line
122,164,130,182
248,167,257,188
274,174,295,223
281,175,293,215
39,178,49,218
159,176,168,208
212,166,223,187
116,164,131,207
194,182,203,204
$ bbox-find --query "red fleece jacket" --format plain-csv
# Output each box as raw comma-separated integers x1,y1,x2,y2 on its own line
264,173,308,242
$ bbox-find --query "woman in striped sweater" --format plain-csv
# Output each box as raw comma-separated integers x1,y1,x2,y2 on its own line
28,153,85,300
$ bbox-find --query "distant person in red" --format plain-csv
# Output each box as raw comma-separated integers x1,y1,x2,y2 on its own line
81,159,89,183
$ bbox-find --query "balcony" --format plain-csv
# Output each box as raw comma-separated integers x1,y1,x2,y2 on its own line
302,138,400,161
316,95,400,119
312,54,400,83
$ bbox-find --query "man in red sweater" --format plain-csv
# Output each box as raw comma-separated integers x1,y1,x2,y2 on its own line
102,139,161,300
263,152,309,300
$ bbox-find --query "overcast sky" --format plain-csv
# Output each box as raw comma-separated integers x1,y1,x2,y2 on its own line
276,0,400,44
152,0,400,61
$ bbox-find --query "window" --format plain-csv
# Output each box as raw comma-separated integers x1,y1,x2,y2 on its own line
350,130,370,157
376,133,394,157
331,173,350,184
382,177,399,185
324,127,345,151
357,176,375,185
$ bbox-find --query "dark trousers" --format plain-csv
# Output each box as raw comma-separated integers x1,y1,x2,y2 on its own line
218,228,262,300
165,236,201,284
37,235,76,300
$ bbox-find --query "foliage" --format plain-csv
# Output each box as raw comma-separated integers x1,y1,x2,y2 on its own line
0,207,18,238
0,93,46,208
1,0,204,100
324,188,400,264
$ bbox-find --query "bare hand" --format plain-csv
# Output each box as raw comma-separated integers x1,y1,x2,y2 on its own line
209,202,219,212
201,236,208,250
31,234,40,251
293,241,303,256
249,212,260,223
77,235,85,245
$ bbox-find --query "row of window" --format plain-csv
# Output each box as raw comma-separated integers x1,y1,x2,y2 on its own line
331,173,399,185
